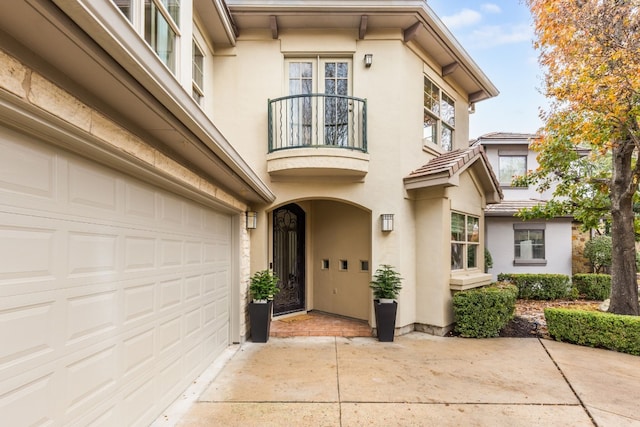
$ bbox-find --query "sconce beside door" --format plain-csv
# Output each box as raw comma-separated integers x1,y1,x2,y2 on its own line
381,214,394,232
364,53,373,68
246,211,257,229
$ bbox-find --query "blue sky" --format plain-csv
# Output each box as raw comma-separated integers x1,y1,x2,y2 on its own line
428,0,547,140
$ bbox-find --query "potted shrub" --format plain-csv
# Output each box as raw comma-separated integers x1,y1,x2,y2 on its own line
370,264,403,342
248,269,280,343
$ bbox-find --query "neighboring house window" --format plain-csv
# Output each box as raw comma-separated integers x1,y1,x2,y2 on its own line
114,0,180,73
192,39,204,105
424,76,455,151
499,154,527,186
451,212,479,270
513,223,546,265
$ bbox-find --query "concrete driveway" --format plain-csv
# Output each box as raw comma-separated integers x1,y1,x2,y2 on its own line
152,334,640,426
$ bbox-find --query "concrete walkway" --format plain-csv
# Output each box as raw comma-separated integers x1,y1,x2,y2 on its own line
152,334,640,427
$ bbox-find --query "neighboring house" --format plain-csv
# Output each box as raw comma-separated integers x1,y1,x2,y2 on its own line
0,1,500,425
473,132,574,280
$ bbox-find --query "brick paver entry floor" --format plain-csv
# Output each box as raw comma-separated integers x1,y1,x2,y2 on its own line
270,311,373,338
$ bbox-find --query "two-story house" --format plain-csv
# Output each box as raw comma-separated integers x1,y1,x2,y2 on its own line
474,132,575,279
0,1,499,424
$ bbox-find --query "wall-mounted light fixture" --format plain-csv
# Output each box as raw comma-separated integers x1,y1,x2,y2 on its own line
246,211,257,229
364,53,373,68
381,214,394,232
468,102,476,114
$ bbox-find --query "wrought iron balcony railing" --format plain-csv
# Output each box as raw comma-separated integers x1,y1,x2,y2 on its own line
268,94,367,153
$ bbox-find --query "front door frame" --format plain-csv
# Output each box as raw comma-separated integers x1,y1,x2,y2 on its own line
272,203,306,315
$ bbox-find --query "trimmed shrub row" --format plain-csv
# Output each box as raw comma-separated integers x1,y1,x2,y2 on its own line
452,283,518,338
498,273,572,300
572,274,611,300
545,308,640,356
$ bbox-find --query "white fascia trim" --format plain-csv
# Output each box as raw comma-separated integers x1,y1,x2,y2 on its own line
53,0,275,204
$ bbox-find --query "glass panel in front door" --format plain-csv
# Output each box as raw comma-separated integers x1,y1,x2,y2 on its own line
272,204,306,315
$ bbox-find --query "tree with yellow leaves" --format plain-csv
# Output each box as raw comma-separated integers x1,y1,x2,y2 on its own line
522,0,639,315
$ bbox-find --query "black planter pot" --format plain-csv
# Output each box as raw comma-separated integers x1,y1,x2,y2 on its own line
373,299,398,342
249,300,273,343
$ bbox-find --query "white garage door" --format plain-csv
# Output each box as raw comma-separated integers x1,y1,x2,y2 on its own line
0,128,232,426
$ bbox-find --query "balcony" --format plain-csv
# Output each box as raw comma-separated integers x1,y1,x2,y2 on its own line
267,94,369,180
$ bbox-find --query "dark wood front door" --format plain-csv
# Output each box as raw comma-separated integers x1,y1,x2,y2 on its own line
272,203,306,315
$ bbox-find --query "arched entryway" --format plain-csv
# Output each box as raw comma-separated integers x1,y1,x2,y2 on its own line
272,203,306,315
271,200,371,321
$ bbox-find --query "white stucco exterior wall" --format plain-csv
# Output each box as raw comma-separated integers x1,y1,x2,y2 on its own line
486,217,574,281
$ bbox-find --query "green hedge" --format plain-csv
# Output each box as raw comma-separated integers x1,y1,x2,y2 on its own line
497,273,572,300
545,308,640,356
453,283,518,338
572,274,611,300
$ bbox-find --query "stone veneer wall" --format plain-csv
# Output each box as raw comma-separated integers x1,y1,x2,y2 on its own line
572,222,592,274
0,48,247,212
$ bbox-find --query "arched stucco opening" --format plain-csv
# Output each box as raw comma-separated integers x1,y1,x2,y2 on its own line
269,199,372,322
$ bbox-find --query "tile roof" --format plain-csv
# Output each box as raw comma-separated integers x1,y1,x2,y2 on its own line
484,199,547,216
404,146,503,203
470,132,540,146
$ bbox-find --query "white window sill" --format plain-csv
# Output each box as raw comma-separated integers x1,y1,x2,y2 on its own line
449,272,493,291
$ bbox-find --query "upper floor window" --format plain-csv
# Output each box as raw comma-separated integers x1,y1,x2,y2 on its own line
286,58,352,146
192,39,204,105
114,0,180,73
424,76,455,151
451,212,479,270
499,154,527,187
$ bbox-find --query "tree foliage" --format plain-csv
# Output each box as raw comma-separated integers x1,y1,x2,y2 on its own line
583,235,612,273
524,0,640,315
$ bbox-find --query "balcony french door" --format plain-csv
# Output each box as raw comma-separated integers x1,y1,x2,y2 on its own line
286,58,352,147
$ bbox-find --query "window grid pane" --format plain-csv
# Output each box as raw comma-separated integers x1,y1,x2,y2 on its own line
424,76,454,150
441,93,455,126
499,155,527,186
423,112,437,143
145,0,177,72
192,40,204,90
424,77,440,115
451,212,480,271
441,126,453,151
514,229,545,260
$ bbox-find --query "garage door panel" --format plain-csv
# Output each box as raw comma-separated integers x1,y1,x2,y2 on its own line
68,159,118,213
0,296,57,377
124,182,156,221
123,236,156,271
122,282,156,326
0,220,56,286
122,328,155,380
0,131,56,201
65,288,118,345
1,133,234,426
0,369,56,427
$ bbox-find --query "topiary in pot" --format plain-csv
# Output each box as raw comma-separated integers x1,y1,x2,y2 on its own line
369,264,403,301
249,269,280,302
248,269,280,343
370,265,403,341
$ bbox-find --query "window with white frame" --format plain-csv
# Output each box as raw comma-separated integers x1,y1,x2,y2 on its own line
286,58,352,147
424,76,455,151
499,154,527,186
451,212,479,270
192,39,204,104
114,0,180,73
513,223,546,265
